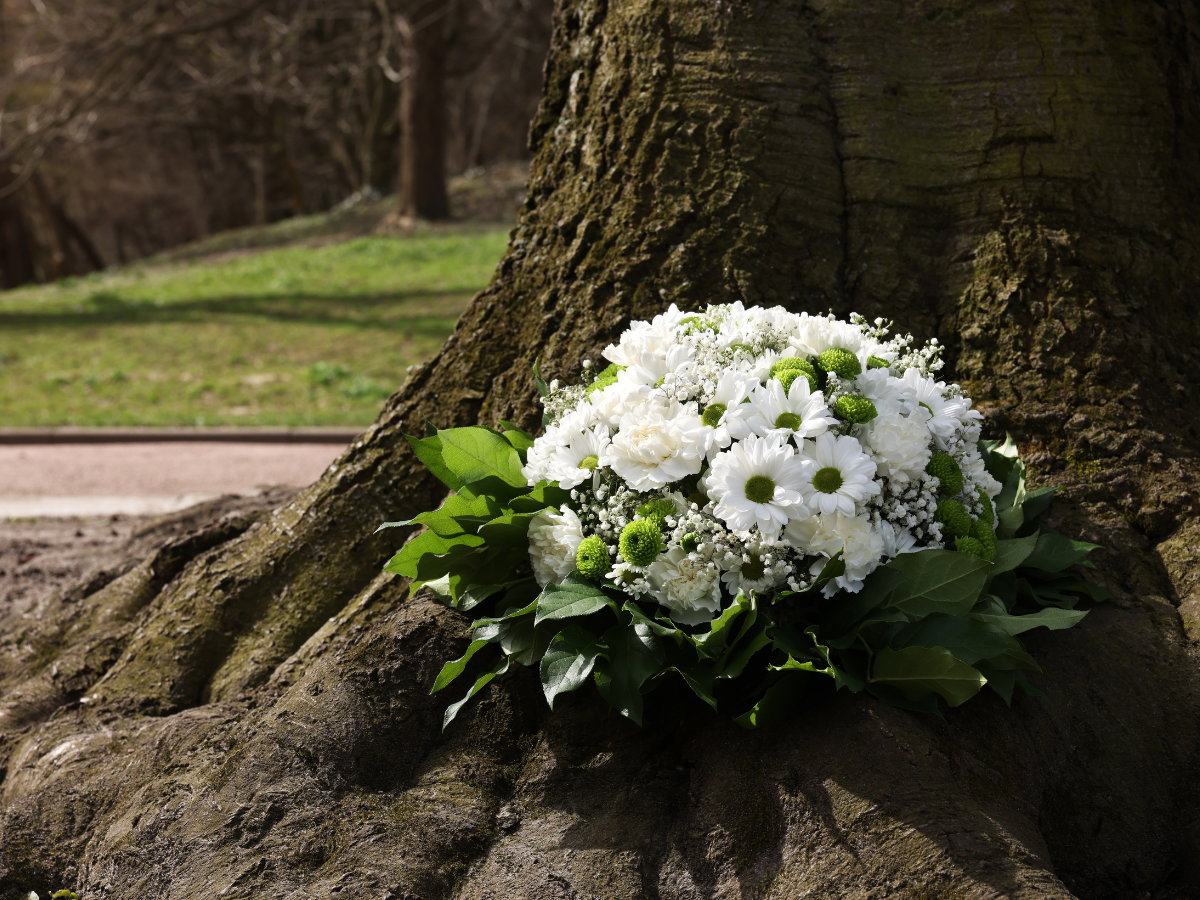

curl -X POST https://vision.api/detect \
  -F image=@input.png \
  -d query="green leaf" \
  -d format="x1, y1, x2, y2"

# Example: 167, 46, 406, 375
468, 598, 539, 629
540, 624, 601, 708
691, 593, 753, 660
1022, 532, 1101, 572
888, 614, 1010, 665
1021, 485, 1056, 521
997, 504, 1025, 540
501, 425, 536, 454
431, 639, 494, 693
622, 601, 682, 640
715, 617, 772, 680
981, 636, 1044, 673
510, 480, 572, 513
821, 564, 909, 637
870, 645, 987, 707
593, 623, 664, 725
996, 456, 1027, 515
970, 606, 1089, 636
883, 550, 990, 618
804, 627, 866, 691
476, 511, 537, 548
442, 657, 510, 731
671, 663, 718, 710
384, 531, 485, 579
436, 426, 528, 491
533, 357, 550, 398
992, 534, 1038, 575
405, 432, 467, 493
734, 673, 808, 729
979, 434, 1019, 483
534, 577, 613, 625
975, 662, 1017, 705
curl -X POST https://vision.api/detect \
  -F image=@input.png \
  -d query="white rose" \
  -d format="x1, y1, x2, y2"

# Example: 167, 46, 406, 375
527, 507, 583, 587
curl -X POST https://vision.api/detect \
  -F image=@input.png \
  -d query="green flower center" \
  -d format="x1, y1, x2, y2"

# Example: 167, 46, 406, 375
741, 554, 766, 580
702, 403, 727, 427
681, 532, 700, 552
579, 454, 599, 471
744, 475, 776, 504
575, 535, 610, 580
813, 466, 844, 494
774, 411, 803, 431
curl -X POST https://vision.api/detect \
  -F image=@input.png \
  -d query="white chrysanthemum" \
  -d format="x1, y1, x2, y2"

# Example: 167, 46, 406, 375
600, 401, 707, 490
879, 520, 919, 559
744, 377, 837, 443
784, 511, 885, 595
859, 408, 932, 483
700, 370, 756, 460
602, 304, 688, 367
966, 451, 1003, 500
549, 425, 611, 489
618, 343, 695, 392
589, 379, 654, 427
798, 432, 880, 515
707, 433, 812, 540
521, 423, 563, 485
527, 506, 583, 587
854, 368, 914, 417
900, 369, 969, 444
791, 314, 882, 359
648, 547, 723, 625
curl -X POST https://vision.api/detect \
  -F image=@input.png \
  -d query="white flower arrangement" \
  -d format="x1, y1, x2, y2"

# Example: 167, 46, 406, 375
522, 304, 999, 614
384, 304, 1106, 729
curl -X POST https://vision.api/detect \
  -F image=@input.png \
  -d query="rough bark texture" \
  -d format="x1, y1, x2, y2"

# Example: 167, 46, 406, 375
3, 1, 1200, 898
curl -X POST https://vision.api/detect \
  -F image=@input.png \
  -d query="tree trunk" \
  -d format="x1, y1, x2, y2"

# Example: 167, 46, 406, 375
398, 0, 450, 220
3, 1, 1200, 898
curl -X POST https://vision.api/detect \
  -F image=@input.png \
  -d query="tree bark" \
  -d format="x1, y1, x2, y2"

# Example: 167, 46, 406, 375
398, 0, 451, 220
3, 1, 1200, 898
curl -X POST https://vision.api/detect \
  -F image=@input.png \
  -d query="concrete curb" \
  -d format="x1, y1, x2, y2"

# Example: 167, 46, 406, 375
0, 427, 366, 445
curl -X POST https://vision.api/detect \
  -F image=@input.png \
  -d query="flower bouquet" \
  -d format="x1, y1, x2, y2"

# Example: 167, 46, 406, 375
381, 305, 1106, 729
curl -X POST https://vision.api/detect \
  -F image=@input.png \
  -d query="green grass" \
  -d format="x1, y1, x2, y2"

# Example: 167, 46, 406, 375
0, 228, 510, 426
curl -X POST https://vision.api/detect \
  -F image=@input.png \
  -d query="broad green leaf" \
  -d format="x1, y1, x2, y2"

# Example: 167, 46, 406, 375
975, 662, 1017, 706
888, 614, 1009, 665
970, 607, 1088, 636
715, 618, 773, 680
804, 627, 866, 692
541, 624, 601, 708
883, 550, 990, 618
468, 598, 539, 628
691, 594, 754, 660
1021, 485, 1056, 521
456, 581, 505, 612
476, 511, 537, 548
671, 663, 718, 710
405, 433, 467, 493
996, 457, 1027, 515
593, 623, 664, 725
770, 656, 832, 675
1022, 532, 1100, 572
384, 532, 485, 579
981, 636, 1044, 673
821, 564, 910, 639
442, 657, 510, 731
436, 427, 527, 489
864, 682, 943, 715
501, 427, 536, 454
992, 534, 1038, 575
510, 480, 572, 513
622, 601, 681, 640
979, 435, 1019, 483
431, 639, 494, 693
997, 504, 1025, 539
823, 609, 908, 650
734, 673, 808, 729
870, 645, 987, 707
535, 578, 613, 625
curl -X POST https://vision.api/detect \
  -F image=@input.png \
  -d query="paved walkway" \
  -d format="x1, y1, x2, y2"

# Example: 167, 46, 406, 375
0, 442, 349, 517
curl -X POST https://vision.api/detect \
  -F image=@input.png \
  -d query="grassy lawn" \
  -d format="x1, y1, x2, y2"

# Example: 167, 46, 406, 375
0, 227, 510, 427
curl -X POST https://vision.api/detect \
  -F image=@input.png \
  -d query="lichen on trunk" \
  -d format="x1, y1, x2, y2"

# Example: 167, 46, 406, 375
3, 1, 1200, 898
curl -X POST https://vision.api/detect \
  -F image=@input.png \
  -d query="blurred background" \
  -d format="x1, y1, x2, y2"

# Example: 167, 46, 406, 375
0, 0, 553, 427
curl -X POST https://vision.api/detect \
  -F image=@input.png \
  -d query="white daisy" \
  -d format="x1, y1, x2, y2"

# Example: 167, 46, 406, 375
549, 425, 611, 489
648, 547, 723, 625
707, 433, 812, 540
744, 377, 837, 444
700, 369, 756, 460
719, 538, 789, 595
798, 432, 880, 515
600, 400, 707, 491
900, 369, 968, 445
854, 368, 914, 417
527, 506, 584, 587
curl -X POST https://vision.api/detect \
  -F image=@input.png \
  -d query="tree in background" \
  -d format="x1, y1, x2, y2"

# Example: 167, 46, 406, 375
0, 0, 551, 284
